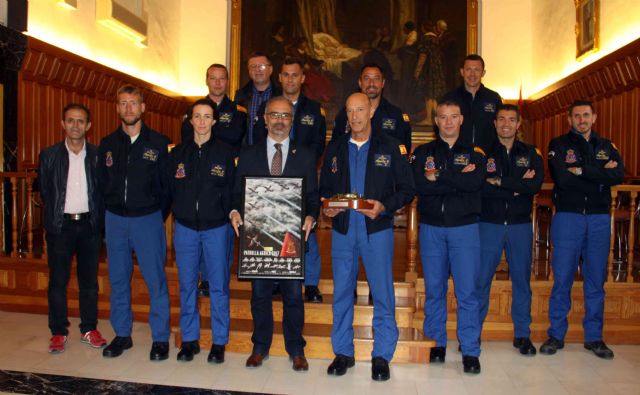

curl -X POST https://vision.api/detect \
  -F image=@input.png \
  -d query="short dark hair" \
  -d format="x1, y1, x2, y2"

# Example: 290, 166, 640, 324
568, 100, 595, 114
62, 103, 90, 122
496, 104, 520, 121
117, 84, 144, 101
206, 63, 228, 79
437, 99, 462, 112
462, 54, 485, 70
404, 21, 415, 30
247, 51, 272, 65
360, 63, 385, 77
190, 98, 218, 121
282, 56, 305, 70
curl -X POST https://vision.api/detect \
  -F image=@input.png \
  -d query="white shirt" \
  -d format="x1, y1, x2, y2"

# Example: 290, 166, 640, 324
63, 139, 89, 214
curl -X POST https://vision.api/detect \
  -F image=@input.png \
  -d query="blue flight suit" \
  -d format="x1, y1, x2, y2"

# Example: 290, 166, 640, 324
478, 140, 544, 338
98, 123, 171, 342
547, 130, 624, 342
167, 139, 235, 345
254, 94, 327, 286
411, 137, 486, 356
320, 132, 414, 362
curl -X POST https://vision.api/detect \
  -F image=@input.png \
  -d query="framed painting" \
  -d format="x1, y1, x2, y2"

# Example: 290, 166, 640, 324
229, 0, 478, 132
238, 176, 306, 280
575, 0, 599, 60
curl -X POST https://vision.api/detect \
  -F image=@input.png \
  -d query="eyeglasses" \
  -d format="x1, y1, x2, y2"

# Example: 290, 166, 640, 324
267, 112, 292, 120
249, 63, 270, 71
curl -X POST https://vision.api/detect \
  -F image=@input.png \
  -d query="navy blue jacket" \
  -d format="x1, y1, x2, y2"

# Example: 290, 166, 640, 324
480, 140, 544, 225
548, 130, 624, 214
254, 94, 327, 161
233, 81, 282, 147
412, 137, 486, 227
331, 97, 412, 151
167, 139, 235, 231
440, 84, 502, 151
320, 132, 415, 235
98, 122, 170, 217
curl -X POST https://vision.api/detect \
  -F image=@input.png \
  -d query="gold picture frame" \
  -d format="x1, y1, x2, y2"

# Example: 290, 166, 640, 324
575, 0, 599, 60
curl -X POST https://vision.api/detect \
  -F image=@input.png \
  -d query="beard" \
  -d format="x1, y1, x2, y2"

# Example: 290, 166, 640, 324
120, 115, 141, 126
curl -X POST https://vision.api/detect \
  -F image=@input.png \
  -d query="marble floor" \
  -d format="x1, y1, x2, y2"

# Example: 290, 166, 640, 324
0, 311, 638, 394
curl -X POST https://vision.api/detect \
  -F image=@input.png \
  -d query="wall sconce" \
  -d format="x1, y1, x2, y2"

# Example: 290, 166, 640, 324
96, 0, 148, 48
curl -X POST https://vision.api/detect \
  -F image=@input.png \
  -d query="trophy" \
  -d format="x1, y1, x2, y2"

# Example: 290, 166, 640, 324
323, 193, 374, 210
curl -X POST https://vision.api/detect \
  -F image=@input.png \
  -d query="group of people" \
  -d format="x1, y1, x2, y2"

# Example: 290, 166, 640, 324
38, 49, 623, 382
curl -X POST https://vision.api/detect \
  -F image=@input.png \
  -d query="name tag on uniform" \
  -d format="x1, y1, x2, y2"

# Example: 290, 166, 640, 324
375, 154, 391, 167
143, 147, 159, 162
219, 112, 233, 123
211, 163, 225, 177
596, 149, 609, 160
486, 158, 497, 173
515, 156, 530, 167
454, 154, 470, 166
175, 163, 186, 178
483, 103, 496, 113
300, 114, 314, 126
382, 118, 396, 130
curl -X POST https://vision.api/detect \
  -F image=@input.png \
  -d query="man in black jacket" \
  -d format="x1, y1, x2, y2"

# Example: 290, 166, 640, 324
233, 52, 282, 147
440, 54, 502, 152
39, 103, 106, 354
411, 99, 486, 374
253, 57, 327, 303
230, 96, 319, 372
321, 93, 415, 381
540, 100, 624, 359
478, 104, 544, 356
331, 64, 412, 152
98, 85, 172, 361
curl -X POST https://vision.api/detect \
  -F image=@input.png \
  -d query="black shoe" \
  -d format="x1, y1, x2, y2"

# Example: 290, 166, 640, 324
327, 354, 355, 376
584, 341, 614, 359
539, 337, 564, 355
208, 344, 225, 363
371, 357, 390, 381
305, 286, 323, 303
462, 355, 481, 374
197, 281, 210, 297
150, 341, 170, 361
177, 341, 200, 362
429, 347, 446, 363
102, 336, 133, 358
513, 337, 536, 356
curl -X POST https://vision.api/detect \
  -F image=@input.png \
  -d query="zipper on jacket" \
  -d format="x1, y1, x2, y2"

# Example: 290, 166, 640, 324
195, 147, 202, 229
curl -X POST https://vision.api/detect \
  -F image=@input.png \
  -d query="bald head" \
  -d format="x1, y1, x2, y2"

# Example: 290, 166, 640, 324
346, 92, 374, 139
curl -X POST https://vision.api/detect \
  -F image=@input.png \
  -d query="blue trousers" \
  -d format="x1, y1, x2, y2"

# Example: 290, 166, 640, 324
198, 224, 234, 280
304, 232, 321, 286
548, 212, 610, 342
105, 210, 170, 341
251, 279, 305, 357
331, 223, 398, 362
174, 222, 231, 344
478, 222, 533, 338
420, 223, 481, 357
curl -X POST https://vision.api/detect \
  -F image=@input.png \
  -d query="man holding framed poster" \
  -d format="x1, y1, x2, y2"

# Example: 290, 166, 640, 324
230, 96, 319, 372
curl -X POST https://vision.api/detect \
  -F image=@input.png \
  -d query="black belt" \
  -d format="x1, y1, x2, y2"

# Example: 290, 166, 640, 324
63, 213, 90, 221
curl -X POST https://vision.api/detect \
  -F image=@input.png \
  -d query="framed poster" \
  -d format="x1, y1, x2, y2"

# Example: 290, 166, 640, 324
238, 176, 305, 280
575, 0, 599, 60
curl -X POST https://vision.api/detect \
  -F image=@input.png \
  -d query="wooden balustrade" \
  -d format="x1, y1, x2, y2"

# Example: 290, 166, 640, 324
0, 172, 40, 258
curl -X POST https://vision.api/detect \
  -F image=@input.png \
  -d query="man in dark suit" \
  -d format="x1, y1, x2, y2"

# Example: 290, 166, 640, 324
230, 96, 320, 372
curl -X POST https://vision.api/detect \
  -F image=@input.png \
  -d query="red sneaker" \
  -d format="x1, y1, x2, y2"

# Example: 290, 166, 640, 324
81, 330, 107, 348
48, 335, 67, 354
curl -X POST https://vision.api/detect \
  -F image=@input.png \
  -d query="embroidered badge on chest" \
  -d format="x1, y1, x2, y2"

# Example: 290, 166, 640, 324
425, 156, 436, 171
454, 153, 470, 166
331, 156, 338, 174
143, 148, 159, 162
486, 158, 496, 173
516, 156, 530, 167
596, 149, 609, 160
105, 151, 113, 167
300, 115, 314, 126
375, 154, 391, 167
381, 118, 396, 130
565, 149, 577, 164
483, 103, 496, 113
175, 163, 186, 178
211, 164, 225, 177
219, 112, 233, 123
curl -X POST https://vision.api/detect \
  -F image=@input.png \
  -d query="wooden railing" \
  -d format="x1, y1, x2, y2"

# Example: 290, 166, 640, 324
0, 172, 41, 258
